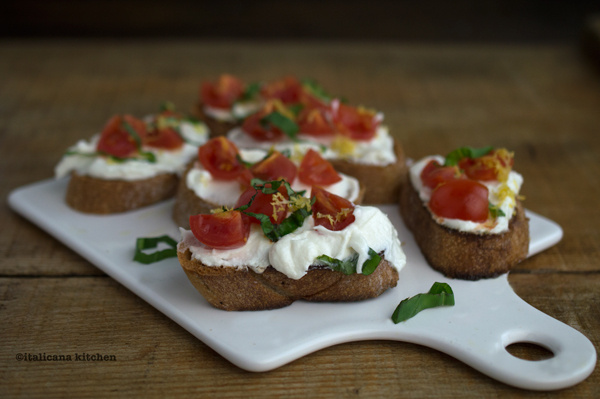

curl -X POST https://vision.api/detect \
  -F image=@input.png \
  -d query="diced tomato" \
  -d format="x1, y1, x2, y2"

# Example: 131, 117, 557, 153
420, 160, 464, 190
241, 111, 284, 141
250, 151, 297, 184
198, 137, 244, 180
189, 211, 250, 250
311, 186, 355, 231
332, 102, 379, 141
299, 149, 341, 186
200, 74, 245, 109
297, 107, 334, 136
236, 169, 255, 191
261, 76, 303, 105
144, 127, 184, 150
96, 115, 141, 158
235, 185, 289, 225
429, 179, 489, 223
458, 149, 514, 182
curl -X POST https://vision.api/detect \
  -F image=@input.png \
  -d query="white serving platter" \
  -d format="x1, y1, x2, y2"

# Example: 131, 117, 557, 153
8, 179, 596, 390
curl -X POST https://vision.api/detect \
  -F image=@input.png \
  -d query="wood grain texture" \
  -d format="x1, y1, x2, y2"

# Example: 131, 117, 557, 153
1, 41, 599, 397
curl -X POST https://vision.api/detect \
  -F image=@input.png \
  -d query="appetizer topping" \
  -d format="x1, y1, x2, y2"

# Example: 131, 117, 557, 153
445, 146, 514, 182
298, 149, 342, 186
198, 137, 245, 180
260, 76, 303, 105
300, 78, 332, 106
331, 100, 380, 141
330, 134, 356, 156
97, 115, 146, 158
312, 186, 355, 231
200, 74, 245, 109
297, 106, 335, 136
420, 160, 464, 190
189, 210, 250, 250
429, 179, 489, 223
250, 150, 297, 184
316, 248, 381, 276
392, 282, 455, 323
234, 184, 289, 224
134, 235, 178, 264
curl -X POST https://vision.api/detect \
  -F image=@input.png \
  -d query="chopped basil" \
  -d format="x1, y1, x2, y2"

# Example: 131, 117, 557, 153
391, 282, 455, 323
287, 103, 304, 117
260, 111, 299, 139
315, 248, 381, 275
134, 235, 178, 264
488, 202, 506, 218
444, 146, 494, 167
301, 78, 331, 102
238, 82, 261, 103
122, 120, 157, 163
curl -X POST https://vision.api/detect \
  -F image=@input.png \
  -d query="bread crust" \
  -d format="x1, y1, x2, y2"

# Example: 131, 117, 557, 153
178, 248, 399, 311
172, 164, 367, 229
65, 172, 178, 214
399, 180, 529, 280
329, 140, 406, 204
192, 103, 238, 138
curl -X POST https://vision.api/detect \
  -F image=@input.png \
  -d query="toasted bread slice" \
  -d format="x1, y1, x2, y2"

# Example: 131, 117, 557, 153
399, 181, 529, 280
178, 247, 399, 311
192, 103, 238, 138
329, 140, 406, 204
65, 172, 178, 214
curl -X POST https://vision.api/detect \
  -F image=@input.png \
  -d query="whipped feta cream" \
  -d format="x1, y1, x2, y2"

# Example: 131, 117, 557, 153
55, 121, 209, 181
204, 101, 262, 123
409, 155, 523, 234
185, 149, 362, 207
227, 125, 397, 166
179, 205, 406, 280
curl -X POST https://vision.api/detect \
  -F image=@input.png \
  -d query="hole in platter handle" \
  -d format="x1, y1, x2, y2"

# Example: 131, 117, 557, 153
448, 307, 597, 390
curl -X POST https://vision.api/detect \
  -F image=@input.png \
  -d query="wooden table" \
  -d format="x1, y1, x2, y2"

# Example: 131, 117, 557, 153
1, 41, 599, 398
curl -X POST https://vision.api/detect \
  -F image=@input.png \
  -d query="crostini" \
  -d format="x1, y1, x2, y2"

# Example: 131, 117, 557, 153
55, 106, 209, 214
178, 183, 406, 311
399, 146, 529, 280
172, 136, 365, 228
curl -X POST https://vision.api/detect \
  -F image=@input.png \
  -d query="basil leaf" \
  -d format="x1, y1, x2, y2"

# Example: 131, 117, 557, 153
444, 146, 494, 166
134, 235, 178, 264
391, 282, 455, 323
489, 202, 506, 218
315, 248, 381, 275
287, 104, 304, 116
301, 78, 331, 102
122, 121, 143, 148
261, 111, 299, 139
238, 82, 261, 102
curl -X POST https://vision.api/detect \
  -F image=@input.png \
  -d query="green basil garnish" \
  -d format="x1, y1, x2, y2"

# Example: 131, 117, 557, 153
316, 248, 381, 275
287, 103, 304, 117
444, 146, 494, 167
134, 235, 178, 264
392, 282, 455, 323
260, 111, 299, 139
301, 78, 332, 102
238, 82, 261, 103
122, 121, 157, 163
488, 202, 506, 218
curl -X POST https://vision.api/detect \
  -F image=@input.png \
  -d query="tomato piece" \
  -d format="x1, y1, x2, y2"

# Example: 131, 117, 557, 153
299, 149, 341, 186
198, 137, 245, 180
458, 149, 514, 182
96, 115, 141, 158
250, 151, 297, 184
261, 76, 303, 105
236, 169, 255, 191
420, 160, 463, 189
235, 185, 289, 225
189, 211, 250, 250
144, 127, 184, 150
297, 107, 334, 136
332, 102, 379, 141
311, 186, 355, 231
200, 74, 245, 109
429, 179, 489, 223
241, 111, 284, 141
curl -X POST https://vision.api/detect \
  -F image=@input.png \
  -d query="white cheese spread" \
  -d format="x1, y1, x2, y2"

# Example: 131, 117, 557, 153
409, 155, 523, 234
203, 102, 262, 123
178, 205, 406, 280
55, 121, 209, 181
227, 125, 397, 167
185, 149, 362, 208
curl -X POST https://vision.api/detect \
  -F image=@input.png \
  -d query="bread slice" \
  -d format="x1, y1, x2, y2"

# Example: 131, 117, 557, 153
172, 165, 367, 229
399, 180, 529, 280
65, 172, 178, 214
178, 247, 399, 311
329, 140, 406, 204
192, 103, 238, 138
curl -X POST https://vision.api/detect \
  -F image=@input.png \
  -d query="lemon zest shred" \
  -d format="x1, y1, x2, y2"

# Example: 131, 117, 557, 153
331, 135, 356, 156
210, 206, 232, 214
316, 212, 336, 226
270, 192, 288, 222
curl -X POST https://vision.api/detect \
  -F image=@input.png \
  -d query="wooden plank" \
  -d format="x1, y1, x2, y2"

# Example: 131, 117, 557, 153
0, 274, 598, 397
